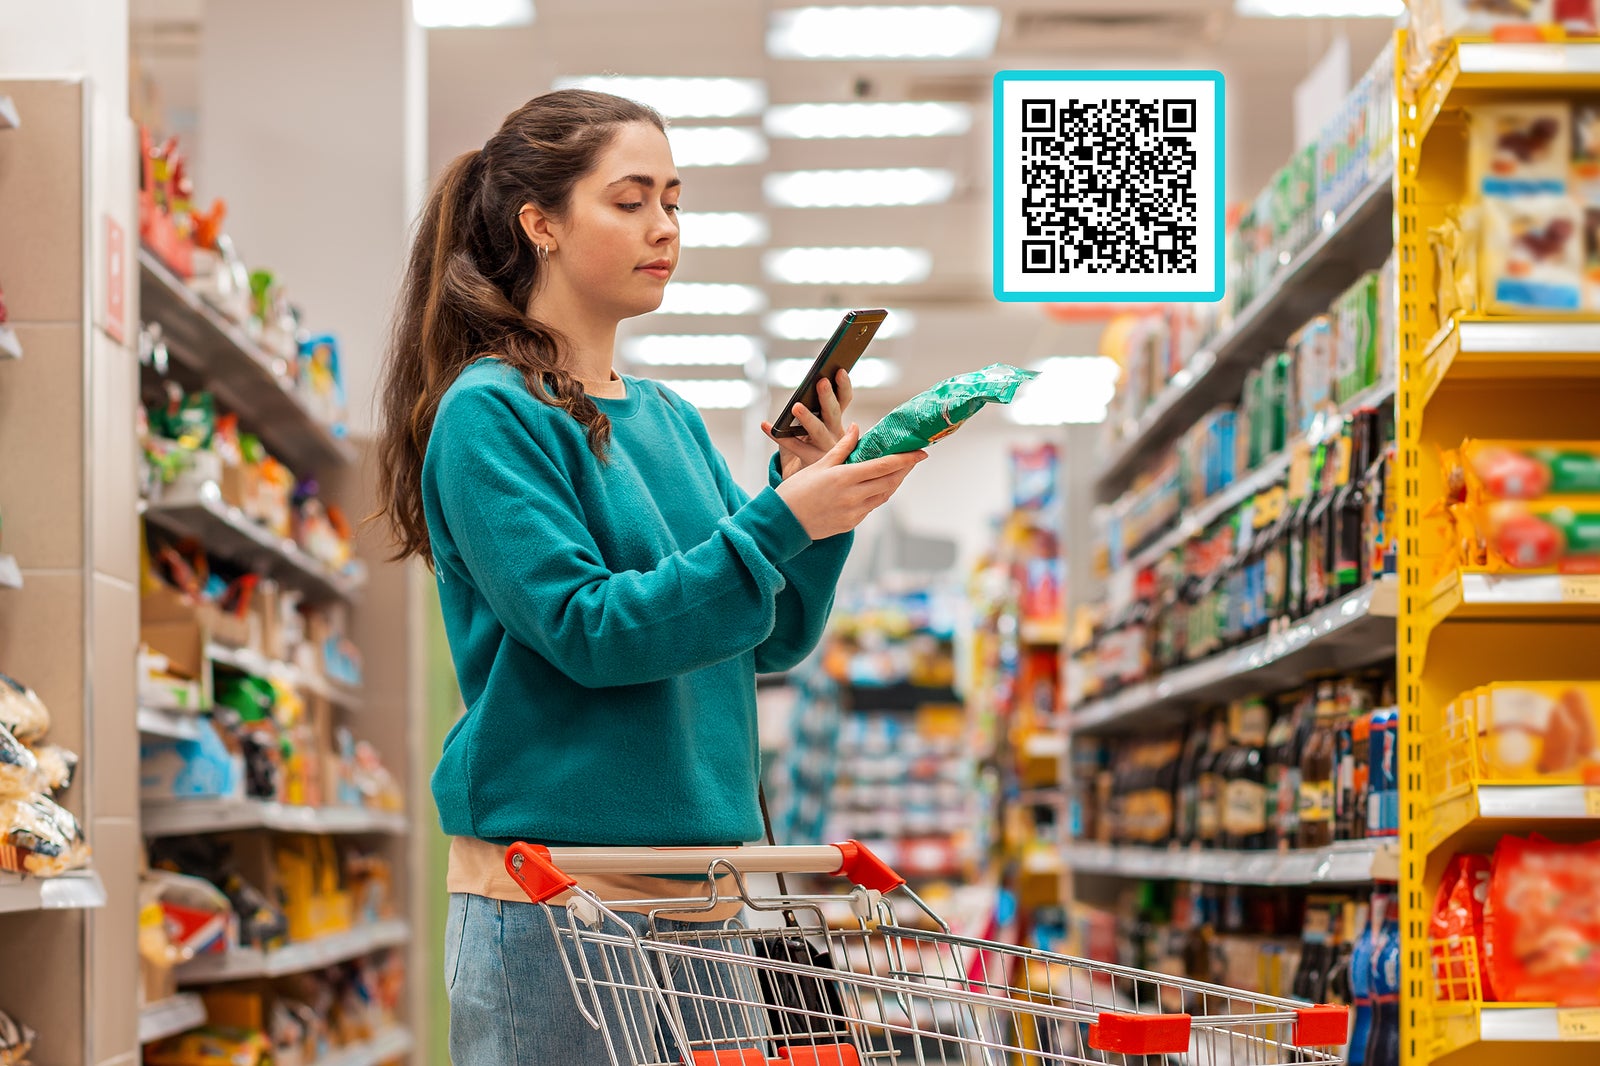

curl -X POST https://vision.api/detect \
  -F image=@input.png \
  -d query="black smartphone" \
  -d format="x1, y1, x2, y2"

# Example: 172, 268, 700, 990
769, 308, 887, 438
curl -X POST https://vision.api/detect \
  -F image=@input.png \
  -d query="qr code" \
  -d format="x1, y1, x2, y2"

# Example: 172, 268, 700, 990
994, 72, 1223, 302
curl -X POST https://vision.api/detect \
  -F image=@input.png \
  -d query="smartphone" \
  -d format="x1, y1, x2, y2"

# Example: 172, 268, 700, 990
769, 308, 887, 438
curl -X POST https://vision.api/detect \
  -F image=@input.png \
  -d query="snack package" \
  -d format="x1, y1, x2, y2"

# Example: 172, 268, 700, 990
1430, 853, 1495, 1002
1469, 102, 1572, 198
29, 744, 76, 795
0, 725, 38, 800
0, 673, 49, 745
0, 1009, 35, 1066
1461, 440, 1600, 499
1482, 498, 1600, 571
0, 793, 89, 877
1559, 0, 1599, 34
848, 364, 1038, 464
1483, 834, 1600, 1005
1291, 316, 1335, 435
1473, 682, 1600, 782
1584, 205, 1600, 308
144, 1028, 271, 1066
1480, 194, 1584, 312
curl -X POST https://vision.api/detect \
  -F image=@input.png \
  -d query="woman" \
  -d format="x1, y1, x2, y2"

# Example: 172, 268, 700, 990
375, 89, 925, 1063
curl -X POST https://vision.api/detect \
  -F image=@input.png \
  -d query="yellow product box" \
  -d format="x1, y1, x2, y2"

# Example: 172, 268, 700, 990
1472, 682, 1600, 784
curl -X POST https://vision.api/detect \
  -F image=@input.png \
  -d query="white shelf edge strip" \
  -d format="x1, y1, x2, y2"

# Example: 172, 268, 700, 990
138, 994, 207, 1045
1098, 172, 1393, 492
142, 798, 408, 836
1458, 40, 1600, 75
1455, 318, 1600, 355
0, 870, 107, 913
1476, 785, 1598, 820
177, 919, 411, 983
1074, 580, 1395, 730
1061, 841, 1391, 885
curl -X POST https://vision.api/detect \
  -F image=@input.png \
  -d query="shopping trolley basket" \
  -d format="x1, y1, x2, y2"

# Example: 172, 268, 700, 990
504, 840, 1350, 1066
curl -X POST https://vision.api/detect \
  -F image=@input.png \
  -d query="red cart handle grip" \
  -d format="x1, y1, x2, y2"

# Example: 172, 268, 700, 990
504, 842, 578, 904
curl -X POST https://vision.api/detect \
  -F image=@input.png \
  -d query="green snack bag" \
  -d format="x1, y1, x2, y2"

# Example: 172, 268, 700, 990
848, 364, 1039, 464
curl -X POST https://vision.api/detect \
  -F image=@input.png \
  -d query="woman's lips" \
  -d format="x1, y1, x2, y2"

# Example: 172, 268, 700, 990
637, 266, 670, 279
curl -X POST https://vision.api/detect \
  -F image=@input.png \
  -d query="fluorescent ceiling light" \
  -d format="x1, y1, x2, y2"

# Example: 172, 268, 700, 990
1235, 0, 1402, 16
656, 282, 767, 315
771, 357, 899, 390
668, 126, 767, 167
661, 379, 757, 410
764, 246, 932, 285
765, 167, 955, 208
763, 307, 914, 341
621, 334, 762, 366
765, 102, 972, 139
680, 212, 769, 248
552, 76, 765, 118
1005, 356, 1119, 426
414, 0, 534, 27
769, 6, 1000, 59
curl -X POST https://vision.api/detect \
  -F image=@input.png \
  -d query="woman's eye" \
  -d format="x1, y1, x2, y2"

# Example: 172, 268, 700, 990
665, 204, 681, 214
619, 202, 643, 211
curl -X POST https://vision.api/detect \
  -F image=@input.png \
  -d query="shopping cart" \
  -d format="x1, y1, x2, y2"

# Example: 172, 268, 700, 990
504, 840, 1350, 1066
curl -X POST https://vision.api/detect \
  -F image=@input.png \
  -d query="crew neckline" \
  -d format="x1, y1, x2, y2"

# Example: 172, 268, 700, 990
468, 357, 643, 419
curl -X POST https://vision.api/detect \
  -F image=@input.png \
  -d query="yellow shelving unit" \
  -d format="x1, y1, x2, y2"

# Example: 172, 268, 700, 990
1397, 34, 1600, 1066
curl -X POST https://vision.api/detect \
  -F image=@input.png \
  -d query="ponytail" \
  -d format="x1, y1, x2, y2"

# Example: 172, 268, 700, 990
376, 90, 664, 563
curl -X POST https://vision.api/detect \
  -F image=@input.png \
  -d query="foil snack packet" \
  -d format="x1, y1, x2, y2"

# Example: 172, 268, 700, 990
848, 364, 1038, 464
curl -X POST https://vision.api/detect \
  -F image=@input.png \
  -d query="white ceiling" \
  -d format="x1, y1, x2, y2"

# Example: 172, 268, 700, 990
132, 0, 1394, 416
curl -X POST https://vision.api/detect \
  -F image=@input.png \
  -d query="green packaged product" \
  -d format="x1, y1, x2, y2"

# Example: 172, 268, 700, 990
848, 364, 1039, 464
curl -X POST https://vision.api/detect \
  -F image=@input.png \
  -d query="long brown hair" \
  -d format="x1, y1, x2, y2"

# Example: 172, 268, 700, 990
376, 89, 666, 562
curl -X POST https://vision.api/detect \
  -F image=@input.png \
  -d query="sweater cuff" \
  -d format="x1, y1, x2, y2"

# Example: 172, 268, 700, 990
738, 486, 812, 564
767, 452, 784, 489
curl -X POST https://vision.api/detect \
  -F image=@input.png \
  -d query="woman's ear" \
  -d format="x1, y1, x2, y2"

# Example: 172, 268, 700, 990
518, 204, 557, 252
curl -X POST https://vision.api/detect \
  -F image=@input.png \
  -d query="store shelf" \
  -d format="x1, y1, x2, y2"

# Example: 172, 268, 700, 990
142, 484, 362, 604
1418, 317, 1600, 407
1422, 570, 1600, 633
175, 919, 411, 985
1073, 579, 1397, 734
142, 798, 407, 838
206, 642, 364, 709
1121, 377, 1397, 573
1061, 838, 1397, 886
137, 706, 206, 741
318, 1028, 415, 1066
0, 869, 106, 912
1427, 784, 1600, 850
139, 994, 207, 1045
1095, 172, 1394, 503
1416, 40, 1600, 145
138, 247, 355, 473
0, 94, 17, 129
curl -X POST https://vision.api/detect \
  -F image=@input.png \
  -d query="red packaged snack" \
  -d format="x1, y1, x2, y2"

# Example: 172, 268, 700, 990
1483, 834, 1600, 1005
1430, 854, 1496, 1002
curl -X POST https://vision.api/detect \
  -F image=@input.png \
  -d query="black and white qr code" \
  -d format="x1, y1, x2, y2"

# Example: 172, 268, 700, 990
995, 73, 1223, 302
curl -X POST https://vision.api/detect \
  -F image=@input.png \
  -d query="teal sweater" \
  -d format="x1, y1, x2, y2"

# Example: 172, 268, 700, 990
422, 359, 851, 847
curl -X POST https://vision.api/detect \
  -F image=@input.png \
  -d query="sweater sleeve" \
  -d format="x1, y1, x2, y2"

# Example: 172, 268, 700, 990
704, 444, 854, 675
430, 383, 813, 689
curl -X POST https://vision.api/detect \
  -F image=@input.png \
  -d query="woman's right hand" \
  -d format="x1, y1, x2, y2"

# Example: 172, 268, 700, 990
775, 424, 927, 540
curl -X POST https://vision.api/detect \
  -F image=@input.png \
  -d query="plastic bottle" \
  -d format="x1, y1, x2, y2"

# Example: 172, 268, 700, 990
1298, 681, 1340, 849
1366, 893, 1402, 1066
1368, 705, 1398, 837
1349, 900, 1374, 1066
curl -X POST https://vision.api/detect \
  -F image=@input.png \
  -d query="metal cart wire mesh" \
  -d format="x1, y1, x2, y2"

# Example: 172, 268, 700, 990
505, 841, 1350, 1066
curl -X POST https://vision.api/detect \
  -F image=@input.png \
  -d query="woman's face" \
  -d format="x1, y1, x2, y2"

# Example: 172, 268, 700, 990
548, 121, 681, 321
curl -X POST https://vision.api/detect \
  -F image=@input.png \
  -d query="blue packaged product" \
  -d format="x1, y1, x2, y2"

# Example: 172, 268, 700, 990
1368, 706, 1398, 837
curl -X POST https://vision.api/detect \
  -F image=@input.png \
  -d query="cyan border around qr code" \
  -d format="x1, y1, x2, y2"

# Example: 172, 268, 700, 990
992, 69, 1225, 304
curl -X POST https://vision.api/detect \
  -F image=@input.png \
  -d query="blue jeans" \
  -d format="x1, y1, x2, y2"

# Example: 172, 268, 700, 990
445, 893, 770, 1065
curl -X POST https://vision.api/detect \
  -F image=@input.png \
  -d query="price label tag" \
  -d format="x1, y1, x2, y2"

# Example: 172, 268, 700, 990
1557, 1008, 1600, 1040
1561, 576, 1600, 603
1586, 789, 1600, 818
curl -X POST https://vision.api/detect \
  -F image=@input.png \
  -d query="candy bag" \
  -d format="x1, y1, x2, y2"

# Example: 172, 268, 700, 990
29, 744, 77, 795
1429, 853, 1495, 1002
0, 793, 90, 877
0, 1008, 34, 1066
848, 364, 1038, 464
0, 673, 49, 745
1483, 834, 1600, 1005
0, 725, 38, 800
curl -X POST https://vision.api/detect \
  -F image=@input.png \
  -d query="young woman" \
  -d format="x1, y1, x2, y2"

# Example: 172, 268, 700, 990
375, 89, 925, 1063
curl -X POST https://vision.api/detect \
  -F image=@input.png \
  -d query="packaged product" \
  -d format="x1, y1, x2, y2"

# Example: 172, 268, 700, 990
0, 673, 49, 745
29, 744, 77, 796
1479, 194, 1584, 312
0, 725, 38, 799
1469, 103, 1571, 197
1429, 209, 1481, 323
0, 792, 90, 877
1460, 439, 1600, 499
1481, 497, 1600, 571
1377, 252, 1399, 385
144, 1028, 271, 1066
1559, 0, 1599, 33
1291, 317, 1335, 436
1473, 682, 1600, 782
1408, 2, 1557, 86
848, 364, 1037, 464
1334, 273, 1379, 404
1430, 853, 1495, 1002
0, 1009, 34, 1066
1483, 834, 1600, 1005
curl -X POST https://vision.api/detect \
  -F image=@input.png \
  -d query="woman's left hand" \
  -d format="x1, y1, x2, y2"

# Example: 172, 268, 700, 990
762, 369, 855, 480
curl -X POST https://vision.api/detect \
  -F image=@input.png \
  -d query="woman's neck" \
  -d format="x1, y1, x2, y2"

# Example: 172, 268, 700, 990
527, 274, 622, 395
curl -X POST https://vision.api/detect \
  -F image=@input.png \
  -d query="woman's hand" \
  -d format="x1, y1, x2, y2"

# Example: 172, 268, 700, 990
761, 369, 854, 480
775, 423, 926, 541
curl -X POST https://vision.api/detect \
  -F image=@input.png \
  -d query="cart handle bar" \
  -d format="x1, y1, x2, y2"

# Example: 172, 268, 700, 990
504, 840, 905, 905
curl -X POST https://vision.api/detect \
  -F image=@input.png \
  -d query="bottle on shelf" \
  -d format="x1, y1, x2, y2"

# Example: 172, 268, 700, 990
1195, 711, 1228, 850
1265, 693, 1301, 851
1292, 895, 1334, 1004
1175, 714, 1208, 848
1348, 897, 1375, 1066
1334, 410, 1374, 598
1366, 892, 1401, 1066
1286, 443, 1321, 621
1297, 680, 1340, 850
1367, 700, 1399, 839
1222, 697, 1270, 851
1306, 428, 1343, 616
